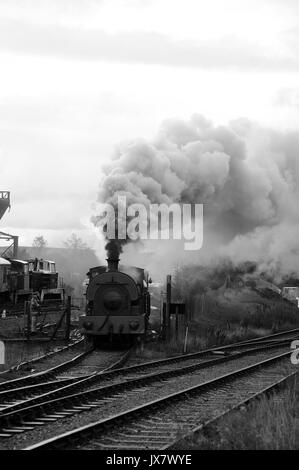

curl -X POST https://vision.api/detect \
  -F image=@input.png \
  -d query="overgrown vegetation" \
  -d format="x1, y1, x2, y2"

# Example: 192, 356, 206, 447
172, 263, 299, 328
144, 290, 299, 361
137, 325, 259, 362
140, 263, 299, 361
175, 387, 297, 450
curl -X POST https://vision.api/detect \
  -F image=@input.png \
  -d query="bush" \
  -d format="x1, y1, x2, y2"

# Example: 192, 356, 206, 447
177, 387, 296, 450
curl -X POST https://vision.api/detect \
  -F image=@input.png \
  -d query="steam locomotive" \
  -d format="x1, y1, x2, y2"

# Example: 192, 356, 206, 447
79, 256, 151, 344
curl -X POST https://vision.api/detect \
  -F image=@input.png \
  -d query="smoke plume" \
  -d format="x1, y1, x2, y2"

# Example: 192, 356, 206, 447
92, 114, 299, 281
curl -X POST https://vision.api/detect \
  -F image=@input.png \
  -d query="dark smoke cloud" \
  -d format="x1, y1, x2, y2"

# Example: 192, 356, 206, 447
92, 114, 299, 281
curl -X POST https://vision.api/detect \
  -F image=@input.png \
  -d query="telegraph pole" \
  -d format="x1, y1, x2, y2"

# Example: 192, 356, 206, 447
25, 301, 31, 341
65, 296, 71, 341
166, 275, 171, 341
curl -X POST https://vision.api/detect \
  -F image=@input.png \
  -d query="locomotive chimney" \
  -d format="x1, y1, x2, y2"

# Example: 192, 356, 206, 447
105, 240, 120, 271
106, 256, 120, 272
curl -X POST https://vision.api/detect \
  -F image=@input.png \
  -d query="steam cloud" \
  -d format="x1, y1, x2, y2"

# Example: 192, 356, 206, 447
92, 114, 299, 281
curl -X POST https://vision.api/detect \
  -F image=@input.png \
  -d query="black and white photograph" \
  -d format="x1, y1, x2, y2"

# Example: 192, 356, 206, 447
0, 0, 299, 458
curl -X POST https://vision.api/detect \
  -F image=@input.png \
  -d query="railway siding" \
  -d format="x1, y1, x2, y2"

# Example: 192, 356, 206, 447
24, 351, 296, 450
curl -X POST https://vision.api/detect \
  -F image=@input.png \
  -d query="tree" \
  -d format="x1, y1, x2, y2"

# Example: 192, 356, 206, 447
63, 233, 87, 250
32, 235, 47, 251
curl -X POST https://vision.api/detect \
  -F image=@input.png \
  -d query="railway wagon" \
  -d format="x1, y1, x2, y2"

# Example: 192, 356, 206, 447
0, 257, 64, 305
0, 257, 11, 296
28, 258, 64, 302
8, 259, 30, 302
0, 258, 31, 302
79, 256, 151, 343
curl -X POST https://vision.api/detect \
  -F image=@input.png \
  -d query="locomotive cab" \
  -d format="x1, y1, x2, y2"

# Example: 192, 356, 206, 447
28, 258, 64, 303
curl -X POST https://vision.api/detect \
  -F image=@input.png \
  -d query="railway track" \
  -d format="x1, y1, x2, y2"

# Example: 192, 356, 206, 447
168, 369, 297, 450
0, 333, 296, 448
0, 328, 292, 400
0, 332, 293, 411
24, 350, 295, 450
200, 327, 299, 351
0, 348, 92, 391
0, 348, 132, 414
0, 338, 84, 380
224, 327, 299, 346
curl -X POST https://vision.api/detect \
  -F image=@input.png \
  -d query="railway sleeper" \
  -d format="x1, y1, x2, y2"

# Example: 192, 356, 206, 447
95, 436, 170, 445
22, 421, 45, 426
82, 443, 147, 450
118, 432, 175, 440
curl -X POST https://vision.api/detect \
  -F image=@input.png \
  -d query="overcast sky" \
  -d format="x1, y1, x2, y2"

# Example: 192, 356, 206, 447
2, 0, 299, 248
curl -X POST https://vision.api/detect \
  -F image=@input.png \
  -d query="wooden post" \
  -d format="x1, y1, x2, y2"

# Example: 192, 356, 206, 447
166, 275, 171, 342
160, 293, 164, 339
183, 324, 189, 354
13, 236, 18, 258
50, 309, 66, 341
25, 301, 31, 341
65, 296, 71, 341
175, 305, 179, 342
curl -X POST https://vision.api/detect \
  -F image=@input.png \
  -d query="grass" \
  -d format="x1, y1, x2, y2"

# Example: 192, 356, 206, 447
175, 386, 298, 450
140, 286, 299, 361
140, 310, 297, 362
189, 292, 299, 331
134, 325, 264, 363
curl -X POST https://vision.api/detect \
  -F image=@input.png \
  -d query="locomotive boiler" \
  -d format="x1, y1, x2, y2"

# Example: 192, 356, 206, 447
79, 256, 151, 343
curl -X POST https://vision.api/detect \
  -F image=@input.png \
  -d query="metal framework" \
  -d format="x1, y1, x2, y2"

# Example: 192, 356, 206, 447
0, 231, 18, 258
0, 191, 10, 220
0, 191, 18, 257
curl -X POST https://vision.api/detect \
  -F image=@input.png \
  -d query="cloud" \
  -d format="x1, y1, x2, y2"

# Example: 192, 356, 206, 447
0, 17, 298, 71
93, 114, 299, 280
4, 200, 86, 230
274, 88, 299, 108
0, 93, 142, 131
